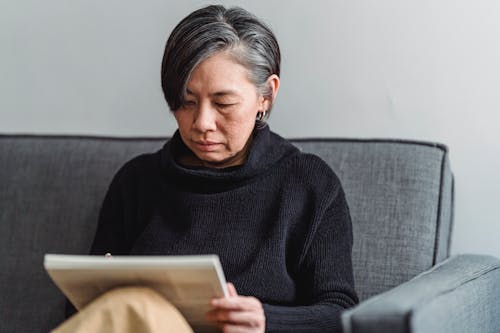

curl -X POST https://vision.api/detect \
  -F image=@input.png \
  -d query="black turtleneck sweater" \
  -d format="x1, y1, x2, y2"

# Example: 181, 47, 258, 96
89, 125, 358, 332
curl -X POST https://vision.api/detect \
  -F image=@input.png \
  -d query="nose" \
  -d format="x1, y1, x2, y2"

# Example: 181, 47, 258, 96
192, 102, 217, 132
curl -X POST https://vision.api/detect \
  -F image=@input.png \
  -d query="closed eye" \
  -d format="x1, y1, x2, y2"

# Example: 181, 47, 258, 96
215, 103, 236, 109
183, 100, 197, 107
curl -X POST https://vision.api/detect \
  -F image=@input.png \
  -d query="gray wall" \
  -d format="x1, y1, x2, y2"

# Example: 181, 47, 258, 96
2, 0, 499, 258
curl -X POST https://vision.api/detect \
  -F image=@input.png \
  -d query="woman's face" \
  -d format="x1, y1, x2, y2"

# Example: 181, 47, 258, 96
174, 51, 274, 168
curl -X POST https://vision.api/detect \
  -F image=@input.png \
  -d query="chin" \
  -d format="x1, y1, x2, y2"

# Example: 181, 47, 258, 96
195, 151, 225, 163
197, 152, 240, 168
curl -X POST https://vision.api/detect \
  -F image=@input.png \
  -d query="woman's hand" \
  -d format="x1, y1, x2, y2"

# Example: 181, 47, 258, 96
206, 282, 265, 333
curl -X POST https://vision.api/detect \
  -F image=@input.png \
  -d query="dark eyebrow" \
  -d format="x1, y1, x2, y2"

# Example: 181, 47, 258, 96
210, 90, 239, 97
186, 88, 239, 97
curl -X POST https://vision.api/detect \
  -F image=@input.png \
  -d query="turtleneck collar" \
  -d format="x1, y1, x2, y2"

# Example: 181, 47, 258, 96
160, 125, 299, 192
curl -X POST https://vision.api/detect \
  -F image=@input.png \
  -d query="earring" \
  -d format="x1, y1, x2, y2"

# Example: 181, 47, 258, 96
256, 110, 267, 121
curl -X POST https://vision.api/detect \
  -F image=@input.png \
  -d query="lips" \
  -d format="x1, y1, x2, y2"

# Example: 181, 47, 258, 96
193, 140, 221, 152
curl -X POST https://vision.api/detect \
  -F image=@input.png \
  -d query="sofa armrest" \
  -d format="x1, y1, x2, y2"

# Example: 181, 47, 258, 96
341, 254, 500, 333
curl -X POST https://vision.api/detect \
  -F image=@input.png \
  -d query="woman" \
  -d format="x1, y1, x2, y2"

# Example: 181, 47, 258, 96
58, 5, 358, 333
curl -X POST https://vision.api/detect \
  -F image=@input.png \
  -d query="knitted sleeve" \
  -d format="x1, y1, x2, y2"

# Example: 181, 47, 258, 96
262, 177, 358, 332
89, 160, 138, 256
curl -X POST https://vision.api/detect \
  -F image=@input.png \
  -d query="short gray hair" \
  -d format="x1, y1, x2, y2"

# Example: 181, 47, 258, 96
161, 5, 281, 119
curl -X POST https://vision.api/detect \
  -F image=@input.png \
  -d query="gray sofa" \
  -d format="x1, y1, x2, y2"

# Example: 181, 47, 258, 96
1, 134, 499, 333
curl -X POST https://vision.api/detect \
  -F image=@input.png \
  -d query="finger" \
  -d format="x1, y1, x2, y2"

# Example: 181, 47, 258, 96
206, 309, 265, 327
211, 296, 261, 310
227, 282, 238, 297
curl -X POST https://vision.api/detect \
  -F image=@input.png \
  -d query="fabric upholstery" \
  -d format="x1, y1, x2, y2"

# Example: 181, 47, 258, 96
0, 135, 453, 332
341, 254, 500, 333
294, 139, 454, 300
0, 136, 166, 332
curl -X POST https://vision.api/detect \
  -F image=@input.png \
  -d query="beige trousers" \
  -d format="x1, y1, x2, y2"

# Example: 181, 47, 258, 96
52, 287, 194, 333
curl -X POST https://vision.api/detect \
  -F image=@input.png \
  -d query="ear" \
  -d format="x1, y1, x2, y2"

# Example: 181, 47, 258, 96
259, 74, 280, 111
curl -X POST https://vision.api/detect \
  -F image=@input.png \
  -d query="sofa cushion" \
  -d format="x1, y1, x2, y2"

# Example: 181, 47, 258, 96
0, 135, 453, 332
294, 139, 453, 301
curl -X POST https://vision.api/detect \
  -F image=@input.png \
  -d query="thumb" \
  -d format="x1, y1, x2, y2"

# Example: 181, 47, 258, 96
227, 282, 238, 297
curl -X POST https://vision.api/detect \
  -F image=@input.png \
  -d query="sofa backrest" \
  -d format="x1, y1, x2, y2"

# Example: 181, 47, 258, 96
292, 139, 454, 301
0, 135, 453, 332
